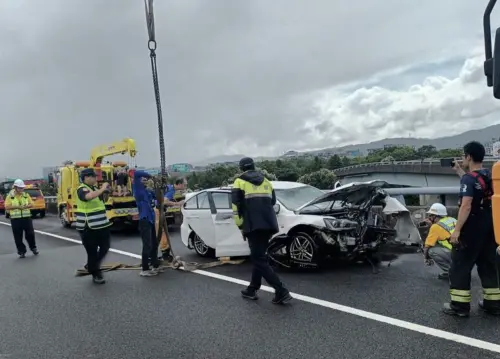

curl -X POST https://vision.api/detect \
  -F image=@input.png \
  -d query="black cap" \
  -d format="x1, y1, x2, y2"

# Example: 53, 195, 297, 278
239, 157, 255, 171
80, 168, 96, 181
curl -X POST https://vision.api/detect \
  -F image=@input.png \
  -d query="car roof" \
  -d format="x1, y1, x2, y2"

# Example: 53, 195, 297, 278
206, 181, 308, 192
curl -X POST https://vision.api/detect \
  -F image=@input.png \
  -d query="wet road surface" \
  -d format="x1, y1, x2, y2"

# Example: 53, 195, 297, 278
0, 215, 499, 359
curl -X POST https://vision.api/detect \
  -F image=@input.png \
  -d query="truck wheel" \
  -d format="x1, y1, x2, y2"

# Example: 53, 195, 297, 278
59, 208, 71, 228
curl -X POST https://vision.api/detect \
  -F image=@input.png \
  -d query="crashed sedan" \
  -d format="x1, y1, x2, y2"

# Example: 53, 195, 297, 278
180, 180, 421, 269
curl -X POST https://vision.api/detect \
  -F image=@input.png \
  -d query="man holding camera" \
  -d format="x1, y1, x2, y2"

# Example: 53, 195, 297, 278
443, 141, 500, 317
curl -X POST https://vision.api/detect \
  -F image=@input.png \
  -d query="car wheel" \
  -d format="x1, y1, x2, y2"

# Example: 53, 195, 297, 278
192, 232, 215, 258
287, 231, 320, 267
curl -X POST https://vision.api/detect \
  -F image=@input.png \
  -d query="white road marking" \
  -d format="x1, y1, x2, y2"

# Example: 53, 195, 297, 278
1, 221, 500, 354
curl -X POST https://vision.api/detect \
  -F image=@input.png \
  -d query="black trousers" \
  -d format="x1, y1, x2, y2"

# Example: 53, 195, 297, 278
246, 230, 285, 292
139, 219, 159, 271
78, 227, 110, 277
11, 218, 37, 255
449, 213, 500, 312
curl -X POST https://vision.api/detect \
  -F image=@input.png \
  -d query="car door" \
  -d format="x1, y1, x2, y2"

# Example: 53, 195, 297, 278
182, 191, 217, 249
211, 191, 250, 257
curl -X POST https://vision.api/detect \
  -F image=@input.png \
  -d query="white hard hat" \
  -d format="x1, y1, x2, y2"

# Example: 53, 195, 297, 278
13, 179, 26, 188
427, 203, 447, 217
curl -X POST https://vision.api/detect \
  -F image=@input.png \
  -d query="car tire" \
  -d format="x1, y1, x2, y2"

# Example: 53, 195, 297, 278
286, 231, 321, 268
39, 211, 46, 219
191, 232, 215, 258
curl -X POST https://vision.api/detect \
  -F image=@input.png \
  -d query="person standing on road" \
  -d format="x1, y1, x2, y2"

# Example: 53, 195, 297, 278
5, 179, 38, 258
75, 168, 112, 285
232, 157, 292, 304
133, 170, 162, 277
422, 203, 455, 280
443, 141, 500, 317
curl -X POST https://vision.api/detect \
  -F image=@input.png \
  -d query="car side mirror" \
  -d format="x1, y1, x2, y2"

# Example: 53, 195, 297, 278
273, 204, 280, 214
493, 27, 500, 99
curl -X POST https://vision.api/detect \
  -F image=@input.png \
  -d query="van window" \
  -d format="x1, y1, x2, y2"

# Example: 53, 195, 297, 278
25, 189, 42, 198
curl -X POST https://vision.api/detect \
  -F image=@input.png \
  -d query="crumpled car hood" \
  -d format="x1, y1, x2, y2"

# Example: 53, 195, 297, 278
296, 180, 389, 213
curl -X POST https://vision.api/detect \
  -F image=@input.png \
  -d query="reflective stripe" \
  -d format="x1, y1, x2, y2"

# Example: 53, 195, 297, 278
483, 288, 500, 301
450, 289, 471, 303
75, 184, 111, 230
244, 193, 272, 199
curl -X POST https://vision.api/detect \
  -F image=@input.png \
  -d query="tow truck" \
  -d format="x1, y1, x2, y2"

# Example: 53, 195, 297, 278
51, 138, 140, 231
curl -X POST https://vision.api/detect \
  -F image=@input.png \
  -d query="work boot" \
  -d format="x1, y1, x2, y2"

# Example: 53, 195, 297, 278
272, 289, 293, 305
241, 288, 258, 300
442, 303, 469, 317
438, 273, 449, 280
92, 274, 106, 285
32, 249, 39, 256
478, 300, 500, 316
19, 253, 26, 259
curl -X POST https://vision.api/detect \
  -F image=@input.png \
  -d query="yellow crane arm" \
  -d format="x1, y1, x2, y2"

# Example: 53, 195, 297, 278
90, 138, 137, 166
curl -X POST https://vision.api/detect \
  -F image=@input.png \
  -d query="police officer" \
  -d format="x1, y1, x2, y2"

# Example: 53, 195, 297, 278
444, 141, 500, 316
231, 157, 292, 304
5, 179, 38, 258
76, 168, 112, 284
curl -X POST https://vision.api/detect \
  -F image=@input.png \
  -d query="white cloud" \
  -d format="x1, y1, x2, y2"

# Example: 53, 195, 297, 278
303, 46, 500, 150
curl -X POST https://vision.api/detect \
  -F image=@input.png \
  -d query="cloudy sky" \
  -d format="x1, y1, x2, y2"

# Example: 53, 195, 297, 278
1, 0, 499, 178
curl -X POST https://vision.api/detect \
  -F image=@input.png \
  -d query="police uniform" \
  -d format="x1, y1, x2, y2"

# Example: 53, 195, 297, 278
6, 186, 38, 258
445, 169, 500, 316
76, 169, 112, 284
232, 157, 292, 304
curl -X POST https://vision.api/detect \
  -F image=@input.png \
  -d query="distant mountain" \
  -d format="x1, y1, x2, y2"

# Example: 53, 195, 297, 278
195, 124, 500, 165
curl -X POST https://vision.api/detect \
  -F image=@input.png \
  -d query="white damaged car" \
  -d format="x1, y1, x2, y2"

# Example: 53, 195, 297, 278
180, 180, 421, 269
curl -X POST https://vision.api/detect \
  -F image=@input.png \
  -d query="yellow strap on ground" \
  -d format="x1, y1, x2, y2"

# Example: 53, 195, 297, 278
74, 256, 245, 277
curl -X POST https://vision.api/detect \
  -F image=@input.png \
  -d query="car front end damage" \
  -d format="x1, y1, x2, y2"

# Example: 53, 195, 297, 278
268, 181, 421, 271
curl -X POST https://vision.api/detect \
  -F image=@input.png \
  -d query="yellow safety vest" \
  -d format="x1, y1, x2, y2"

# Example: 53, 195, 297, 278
436, 217, 456, 250
8, 191, 31, 219
75, 184, 111, 231
231, 175, 274, 229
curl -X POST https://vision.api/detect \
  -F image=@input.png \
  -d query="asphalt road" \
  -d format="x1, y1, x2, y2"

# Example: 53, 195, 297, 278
0, 214, 499, 359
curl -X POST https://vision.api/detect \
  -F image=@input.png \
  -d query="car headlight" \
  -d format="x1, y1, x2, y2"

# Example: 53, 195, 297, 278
323, 218, 339, 230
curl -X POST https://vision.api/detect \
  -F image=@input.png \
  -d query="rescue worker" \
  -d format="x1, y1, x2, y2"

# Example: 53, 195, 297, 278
444, 141, 500, 316
232, 157, 292, 304
133, 170, 162, 277
5, 179, 38, 258
76, 168, 112, 285
422, 203, 455, 280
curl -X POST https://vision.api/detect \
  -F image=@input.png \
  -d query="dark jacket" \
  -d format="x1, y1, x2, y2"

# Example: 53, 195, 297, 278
133, 170, 156, 224
231, 170, 279, 235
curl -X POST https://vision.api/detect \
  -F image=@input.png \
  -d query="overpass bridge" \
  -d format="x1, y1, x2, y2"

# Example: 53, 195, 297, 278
333, 158, 499, 206
333, 158, 499, 187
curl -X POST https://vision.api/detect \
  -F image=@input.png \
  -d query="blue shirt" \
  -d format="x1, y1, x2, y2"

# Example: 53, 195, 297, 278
133, 171, 156, 224
164, 184, 175, 201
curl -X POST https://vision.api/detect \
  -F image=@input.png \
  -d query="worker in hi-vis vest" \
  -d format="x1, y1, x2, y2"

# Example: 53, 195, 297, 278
423, 203, 455, 280
75, 168, 112, 284
4, 179, 38, 258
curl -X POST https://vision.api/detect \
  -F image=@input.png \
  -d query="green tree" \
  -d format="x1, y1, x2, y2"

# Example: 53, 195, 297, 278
416, 145, 438, 159
326, 155, 343, 170
297, 168, 337, 190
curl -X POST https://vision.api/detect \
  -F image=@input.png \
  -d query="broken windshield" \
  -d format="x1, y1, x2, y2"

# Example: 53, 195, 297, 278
274, 185, 325, 211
